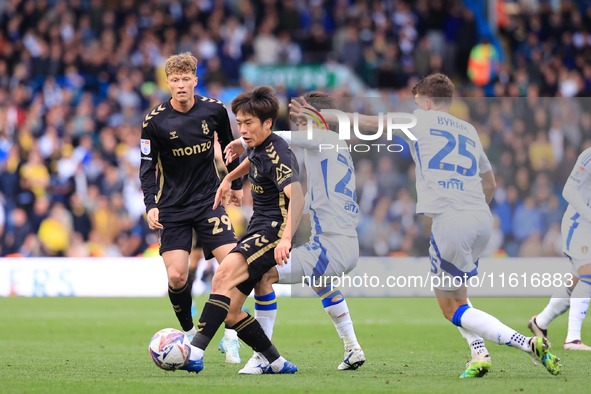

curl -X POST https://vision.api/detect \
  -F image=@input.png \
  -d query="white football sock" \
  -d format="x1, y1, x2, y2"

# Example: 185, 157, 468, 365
269, 356, 286, 372
224, 328, 238, 340
184, 327, 197, 337
188, 345, 204, 361
255, 310, 277, 340
325, 300, 360, 351
457, 299, 488, 357
458, 327, 488, 357
566, 277, 591, 342
254, 291, 277, 340
536, 286, 572, 330
459, 307, 530, 352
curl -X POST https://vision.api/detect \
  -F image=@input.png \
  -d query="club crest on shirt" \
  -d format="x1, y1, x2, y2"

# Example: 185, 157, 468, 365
202, 120, 210, 135
141, 139, 151, 155
275, 163, 292, 184
253, 165, 258, 179
583, 246, 589, 254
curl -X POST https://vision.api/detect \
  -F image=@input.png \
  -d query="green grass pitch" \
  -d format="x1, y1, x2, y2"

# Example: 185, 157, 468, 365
0, 296, 589, 393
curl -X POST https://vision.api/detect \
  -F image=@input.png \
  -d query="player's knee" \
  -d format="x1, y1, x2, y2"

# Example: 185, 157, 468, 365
261, 270, 273, 284
168, 271, 186, 288
255, 272, 274, 295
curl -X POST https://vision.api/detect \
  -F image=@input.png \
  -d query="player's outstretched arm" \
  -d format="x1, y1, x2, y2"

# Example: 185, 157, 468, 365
213, 157, 250, 209
290, 97, 380, 132
227, 132, 317, 161
562, 166, 591, 223
480, 170, 496, 204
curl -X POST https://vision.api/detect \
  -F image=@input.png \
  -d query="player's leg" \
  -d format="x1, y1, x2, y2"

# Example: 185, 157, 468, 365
184, 243, 296, 375
457, 299, 491, 372
432, 211, 559, 376
530, 277, 576, 346
187, 241, 202, 293
195, 201, 244, 363
227, 282, 293, 374
230, 228, 298, 375
159, 222, 196, 338
211, 243, 243, 363
429, 213, 491, 377
307, 237, 365, 370
312, 282, 365, 370
273, 237, 365, 370
187, 231, 203, 319
437, 286, 560, 375
182, 252, 250, 372
564, 261, 591, 350
162, 249, 194, 336
240, 268, 279, 374
253, 270, 278, 340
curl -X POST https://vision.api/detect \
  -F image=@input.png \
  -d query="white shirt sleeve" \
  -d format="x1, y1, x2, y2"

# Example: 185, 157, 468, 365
563, 159, 591, 223
273, 130, 319, 149
479, 148, 492, 174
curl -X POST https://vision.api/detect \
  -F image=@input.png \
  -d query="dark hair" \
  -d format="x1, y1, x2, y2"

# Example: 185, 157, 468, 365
301, 91, 337, 110
297, 91, 338, 131
411, 73, 454, 107
231, 86, 279, 127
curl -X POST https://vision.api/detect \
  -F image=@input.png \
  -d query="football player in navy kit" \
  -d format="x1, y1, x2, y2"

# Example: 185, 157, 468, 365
179, 86, 304, 374
139, 52, 242, 345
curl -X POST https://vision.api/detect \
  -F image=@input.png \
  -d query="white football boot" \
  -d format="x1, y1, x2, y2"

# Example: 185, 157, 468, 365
219, 337, 243, 364
338, 348, 366, 370
238, 352, 269, 374
563, 340, 591, 350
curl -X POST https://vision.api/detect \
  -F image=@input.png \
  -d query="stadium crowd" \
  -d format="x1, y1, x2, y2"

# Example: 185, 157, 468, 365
1, 0, 591, 258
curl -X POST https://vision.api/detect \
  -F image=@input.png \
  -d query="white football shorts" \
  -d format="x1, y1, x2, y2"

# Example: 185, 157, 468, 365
276, 234, 359, 285
561, 212, 591, 275
428, 209, 493, 291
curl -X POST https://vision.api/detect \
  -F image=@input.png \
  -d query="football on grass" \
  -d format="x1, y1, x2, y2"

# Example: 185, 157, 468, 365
149, 328, 190, 370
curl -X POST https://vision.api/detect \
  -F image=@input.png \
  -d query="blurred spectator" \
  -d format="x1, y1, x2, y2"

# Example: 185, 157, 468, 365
29, 195, 50, 234
358, 196, 392, 256
19, 150, 50, 198
513, 196, 543, 243
529, 131, 554, 171
38, 202, 71, 256
3, 207, 30, 255
253, 20, 280, 65
70, 193, 92, 241
519, 231, 543, 258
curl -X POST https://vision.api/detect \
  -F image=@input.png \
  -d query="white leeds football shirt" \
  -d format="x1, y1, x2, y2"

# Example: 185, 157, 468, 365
407, 109, 492, 216
563, 147, 591, 223
272, 129, 359, 238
